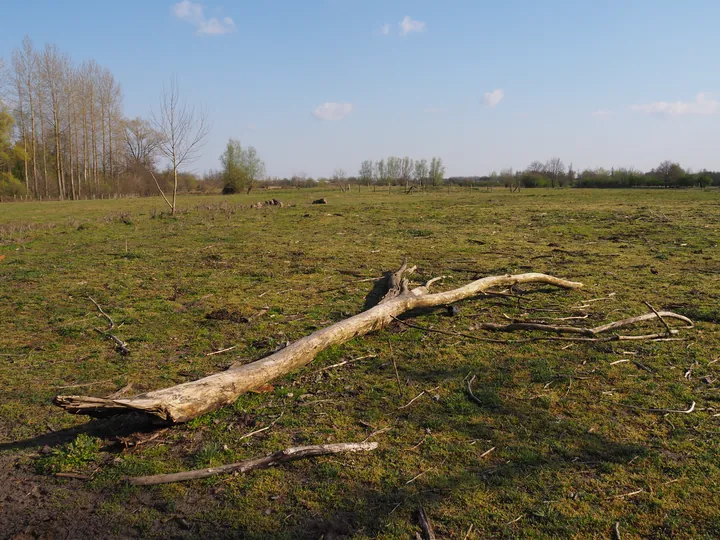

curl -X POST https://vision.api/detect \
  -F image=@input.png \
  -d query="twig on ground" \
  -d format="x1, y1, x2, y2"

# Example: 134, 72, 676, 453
644, 301, 673, 336
389, 341, 403, 397
128, 441, 378, 485
238, 412, 284, 441
607, 401, 695, 414
54, 378, 114, 389
417, 507, 436, 540
362, 426, 391, 442
307, 354, 377, 376
609, 359, 630, 366
505, 514, 524, 526
399, 391, 426, 410
479, 446, 496, 459
614, 521, 622, 540
88, 296, 130, 355
466, 375, 483, 406
611, 488, 644, 499
463, 524, 474, 540
206, 345, 238, 356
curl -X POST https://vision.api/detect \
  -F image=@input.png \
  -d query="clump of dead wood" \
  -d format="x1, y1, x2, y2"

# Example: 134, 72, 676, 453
54, 260, 694, 424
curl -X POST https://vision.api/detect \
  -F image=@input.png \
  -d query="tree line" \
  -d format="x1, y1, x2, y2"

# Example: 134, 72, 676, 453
448, 159, 717, 190
0, 36, 223, 201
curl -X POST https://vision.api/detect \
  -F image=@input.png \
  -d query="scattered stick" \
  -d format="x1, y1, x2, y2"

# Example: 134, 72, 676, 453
608, 401, 695, 414
88, 296, 130, 356
417, 507, 436, 540
505, 514, 524, 526
609, 359, 630, 366
463, 524, 474, 540
399, 391, 426, 410
611, 488, 644, 499
55, 472, 90, 480
54, 378, 114, 389
614, 521, 622, 540
307, 354, 377, 375
237, 412, 284, 441
479, 446, 496, 459
644, 301, 673, 336
466, 375, 483, 406
128, 441, 378, 486
406, 469, 430, 485
206, 345, 238, 356
389, 341, 403, 397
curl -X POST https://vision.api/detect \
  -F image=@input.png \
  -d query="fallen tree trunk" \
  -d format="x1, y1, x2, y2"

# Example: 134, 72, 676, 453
128, 441, 378, 486
54, 264, 582, 423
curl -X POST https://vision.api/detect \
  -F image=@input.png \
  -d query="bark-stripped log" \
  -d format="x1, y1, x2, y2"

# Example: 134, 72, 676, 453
54, 266, 582, 423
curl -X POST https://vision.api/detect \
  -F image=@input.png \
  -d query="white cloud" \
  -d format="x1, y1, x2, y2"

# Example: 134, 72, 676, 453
483, 89, 504, 108
172, 1, 236, 35
591, 109, 611, 117
399, 16, 426, 36
247, 123, 257, 130
378, 23, 390, 36
631, 92, 719, 116
312, 102, 354, 121
424, 106, 444, 114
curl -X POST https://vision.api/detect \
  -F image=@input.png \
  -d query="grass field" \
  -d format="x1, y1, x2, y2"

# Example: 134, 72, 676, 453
0, 188, 718, 539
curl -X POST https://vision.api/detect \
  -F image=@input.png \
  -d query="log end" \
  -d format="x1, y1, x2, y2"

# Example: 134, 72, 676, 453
52, 395, 170, 422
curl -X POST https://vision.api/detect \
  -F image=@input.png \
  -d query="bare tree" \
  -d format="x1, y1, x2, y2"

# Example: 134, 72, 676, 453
545, 157, 565, 188
124, 117, 160, 169
400, 156, 414, 190
151, 76, 210, 214
386, 156, 401, 187
332, 167, 347, 192
429, 157, 445, 187
414, 159, 428, 190
358, 160, 373, 186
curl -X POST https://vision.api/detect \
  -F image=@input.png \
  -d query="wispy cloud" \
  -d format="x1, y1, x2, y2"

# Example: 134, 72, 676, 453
399, 16, 426, 36
312, 102, 354, 121
172, 1, 236, 35
591, 109, 611, 117
377, 23, 390, 36
631, 92, 719, 116
483, 89, 504, 108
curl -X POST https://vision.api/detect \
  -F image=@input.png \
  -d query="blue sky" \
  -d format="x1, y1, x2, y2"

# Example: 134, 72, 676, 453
2, 0, 720, 177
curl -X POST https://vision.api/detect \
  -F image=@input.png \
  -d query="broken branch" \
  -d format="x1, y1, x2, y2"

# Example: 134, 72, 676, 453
128, 441, 377, 485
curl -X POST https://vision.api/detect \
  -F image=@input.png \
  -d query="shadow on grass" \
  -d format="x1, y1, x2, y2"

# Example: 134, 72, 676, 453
0, 414, 157, 453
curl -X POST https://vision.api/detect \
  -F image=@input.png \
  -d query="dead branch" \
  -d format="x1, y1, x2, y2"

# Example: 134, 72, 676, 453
88, 297, 130, 356
466, 375, 483, 406
609, 400, 695, 414
644, 301, 673, 336
55, 264, 583, 422
127, 441, 377, 486
417, 507, 437, 540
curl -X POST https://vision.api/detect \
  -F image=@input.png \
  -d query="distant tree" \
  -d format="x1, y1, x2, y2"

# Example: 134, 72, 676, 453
566, 163, 575, 186
374, 159, 385, 185
220, 138, 265, 194
124, 117, 160, 169
414, 159, 428, 189
151, 76, 210, 214
0, 107, 27, 197
332, 167, 347, 192
358, 160, 373, 185
400, 156, 414, 189
386, 156, 401, 186
429, 157, 445, 186
545, 157, 565, 188
526, 160, 545, 174
220, 139, 248, 194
